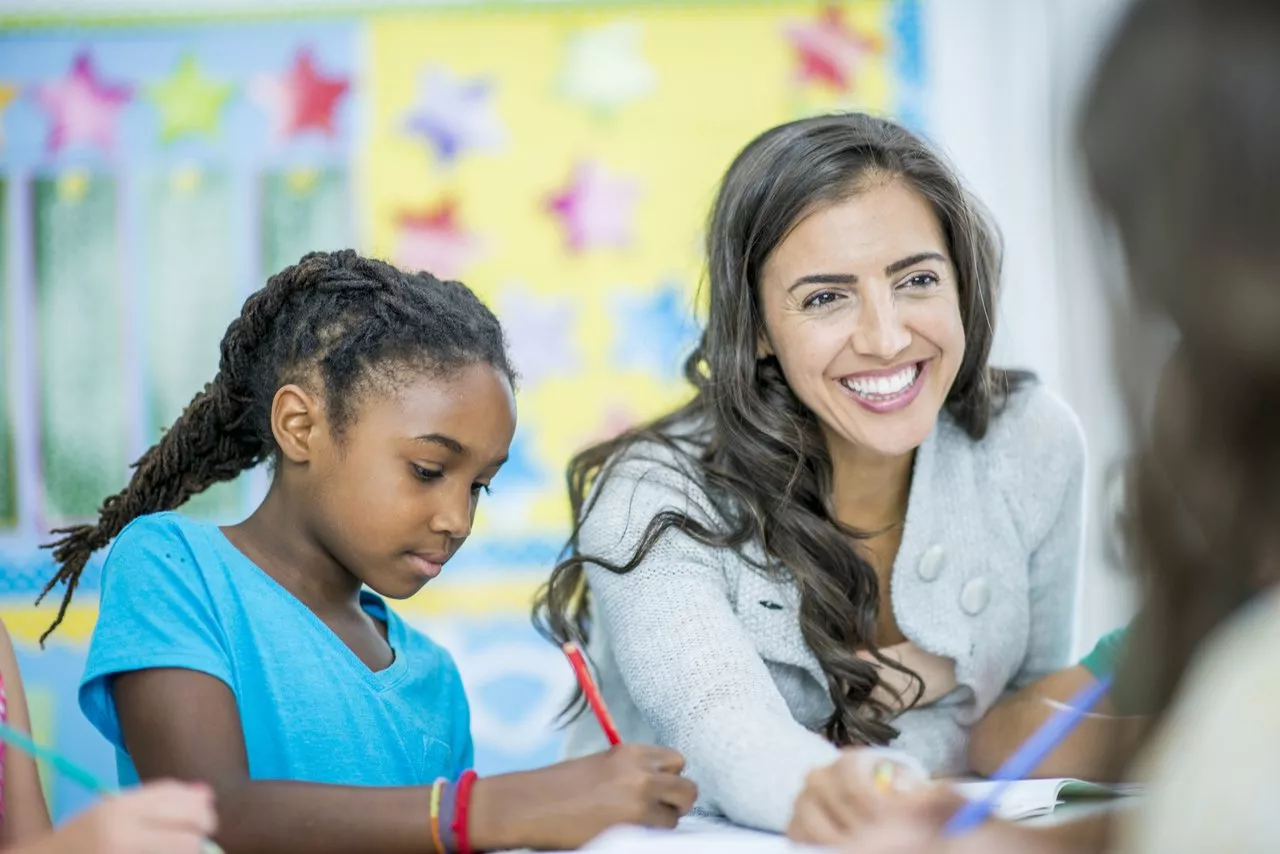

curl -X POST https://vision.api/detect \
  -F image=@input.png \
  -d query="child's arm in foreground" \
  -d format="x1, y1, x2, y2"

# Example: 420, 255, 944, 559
115, 668, 696, 854
0, 622, 52, 845
8, 781, 214, 854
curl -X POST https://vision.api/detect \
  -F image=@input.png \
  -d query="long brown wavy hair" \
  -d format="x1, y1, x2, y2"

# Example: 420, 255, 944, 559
534, 113, 1029, 747
1081, 0, 1280, 727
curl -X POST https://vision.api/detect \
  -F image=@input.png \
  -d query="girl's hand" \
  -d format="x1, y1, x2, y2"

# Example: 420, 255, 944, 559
19, 781, 217, 854
468, 743, 697, 850
787, 747, 933, 844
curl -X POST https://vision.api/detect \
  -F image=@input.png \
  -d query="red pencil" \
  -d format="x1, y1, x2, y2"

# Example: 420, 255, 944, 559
562, 642, 622, 746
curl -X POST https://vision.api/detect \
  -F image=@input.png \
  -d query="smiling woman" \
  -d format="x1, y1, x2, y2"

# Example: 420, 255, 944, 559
535, 112, 1087, 833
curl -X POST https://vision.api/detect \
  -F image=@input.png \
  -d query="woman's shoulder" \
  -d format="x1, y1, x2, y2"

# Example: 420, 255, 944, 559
579, 415, 732, 542
941, 378, 1086, 485
933, 378, 1086, 541
598, 415, 715, 491
985, 378, 1086, 464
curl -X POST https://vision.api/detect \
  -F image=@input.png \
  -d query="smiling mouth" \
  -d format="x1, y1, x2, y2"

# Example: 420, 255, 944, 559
839, 362, 922, 400
835, 360, 930, 415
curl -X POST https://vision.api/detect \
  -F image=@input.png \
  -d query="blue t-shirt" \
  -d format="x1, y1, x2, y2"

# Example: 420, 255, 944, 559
80, 512, 473, 787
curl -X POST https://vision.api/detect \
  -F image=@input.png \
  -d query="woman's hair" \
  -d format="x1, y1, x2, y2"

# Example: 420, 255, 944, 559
39, 249, 513, 642
1081, 0, 1280, 724
535, 112, 1028, 746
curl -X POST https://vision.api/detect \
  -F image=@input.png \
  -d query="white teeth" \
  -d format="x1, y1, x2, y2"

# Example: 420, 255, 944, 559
842, 364, 919, 398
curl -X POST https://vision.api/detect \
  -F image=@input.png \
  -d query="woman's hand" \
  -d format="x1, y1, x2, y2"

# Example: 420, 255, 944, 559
861, 642, 959, 710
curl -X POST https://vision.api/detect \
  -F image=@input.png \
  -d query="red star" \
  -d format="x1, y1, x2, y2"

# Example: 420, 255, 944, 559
399, 198, 460, 230
785, 5, 884, 92
253, 49, 349, 139
394, 197, 485, 279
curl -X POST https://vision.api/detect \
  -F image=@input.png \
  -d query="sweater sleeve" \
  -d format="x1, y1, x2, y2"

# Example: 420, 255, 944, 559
579, 450, 840, 832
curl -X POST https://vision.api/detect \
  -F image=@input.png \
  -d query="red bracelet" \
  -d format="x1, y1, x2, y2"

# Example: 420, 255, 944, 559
451, 769, 478, 854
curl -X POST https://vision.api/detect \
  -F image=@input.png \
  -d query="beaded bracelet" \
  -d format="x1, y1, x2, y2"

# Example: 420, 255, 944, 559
429, 777, 447, 853
452, 769, 479, 854
438, 778, 458, 854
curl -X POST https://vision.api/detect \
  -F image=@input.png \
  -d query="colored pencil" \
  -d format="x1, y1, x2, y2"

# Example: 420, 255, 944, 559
942, 675, 1114, 836
0, 720, 224, 854
562, 642, 622, 746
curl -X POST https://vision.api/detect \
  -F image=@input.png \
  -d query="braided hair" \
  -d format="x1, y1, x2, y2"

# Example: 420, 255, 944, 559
38, 249, 513, 642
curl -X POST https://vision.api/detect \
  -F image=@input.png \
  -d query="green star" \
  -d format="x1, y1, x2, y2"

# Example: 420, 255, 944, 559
147, 55, 233, 142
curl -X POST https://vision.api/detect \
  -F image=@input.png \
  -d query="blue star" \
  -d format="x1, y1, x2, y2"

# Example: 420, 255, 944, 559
612, 282, 701, 379
499, 288, 578, 386
492, 432, 545, 492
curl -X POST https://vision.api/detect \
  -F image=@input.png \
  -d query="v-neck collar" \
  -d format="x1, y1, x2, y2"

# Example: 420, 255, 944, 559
207, 526, 410, 693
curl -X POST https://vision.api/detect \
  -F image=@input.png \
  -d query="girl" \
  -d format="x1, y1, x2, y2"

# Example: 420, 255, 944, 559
535, 112, 1086, 832
0, 620, 215, 854
39, 250, 696, 853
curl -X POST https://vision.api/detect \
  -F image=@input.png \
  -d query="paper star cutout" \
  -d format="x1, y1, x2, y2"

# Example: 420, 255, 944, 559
403, 66, 506, 165
558, 21, 657, 113
612, 282, 700, 378
36, 53, 132, 154
491, 433, 547, 492
498, 288, 578, 386
251, 49, 349, 140
546, 160, 640, 253
784, 5, 884, 92
393, 198, 486, 280
0, 82, 17, 148
147, 55, 234, 142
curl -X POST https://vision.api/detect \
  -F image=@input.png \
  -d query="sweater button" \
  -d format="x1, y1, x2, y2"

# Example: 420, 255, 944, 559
960, 578, 991, 615
917, 544, 945, 582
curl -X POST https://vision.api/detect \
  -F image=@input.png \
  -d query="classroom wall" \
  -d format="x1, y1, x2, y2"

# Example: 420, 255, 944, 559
0, 0, 1138, 822
0, 0, 928, 821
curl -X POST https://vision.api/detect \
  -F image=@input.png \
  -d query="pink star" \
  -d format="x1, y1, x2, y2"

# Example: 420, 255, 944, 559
36, 53, 132, 154
393, 198, 486, 280
546, 160, 640, 253
784, 5, 883, 92
252, 49, 349, 140
594, 406, 637, 442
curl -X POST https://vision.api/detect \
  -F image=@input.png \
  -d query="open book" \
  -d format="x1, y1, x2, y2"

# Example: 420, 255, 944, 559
572, 782, 1144, 852
952, 777, 1144, 821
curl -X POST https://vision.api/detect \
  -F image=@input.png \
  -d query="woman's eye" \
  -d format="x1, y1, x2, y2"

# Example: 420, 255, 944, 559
899, 273, 939, 290
802, 291, 842, 309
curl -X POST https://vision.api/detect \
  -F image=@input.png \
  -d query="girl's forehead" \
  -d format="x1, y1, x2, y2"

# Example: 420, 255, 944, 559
354, 363, 516, 441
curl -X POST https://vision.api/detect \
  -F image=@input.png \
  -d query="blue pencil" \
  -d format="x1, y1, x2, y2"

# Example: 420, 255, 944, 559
943, 675, 1115, 837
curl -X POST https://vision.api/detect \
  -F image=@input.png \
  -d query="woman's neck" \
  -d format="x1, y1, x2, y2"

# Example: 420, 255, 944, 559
827, 440, 915, 534
224, 481, 364, 616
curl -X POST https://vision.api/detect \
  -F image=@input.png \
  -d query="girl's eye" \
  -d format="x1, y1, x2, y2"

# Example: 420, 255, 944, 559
412, 465, 443, 482
802, 291, 842, 310
471, 483, 492, 496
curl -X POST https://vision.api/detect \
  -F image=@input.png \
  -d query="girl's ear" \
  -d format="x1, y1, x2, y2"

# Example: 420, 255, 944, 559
271, 384, 321, 463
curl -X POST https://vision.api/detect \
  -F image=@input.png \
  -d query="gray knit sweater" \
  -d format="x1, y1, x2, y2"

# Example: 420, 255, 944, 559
561, 383, 1086, 831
